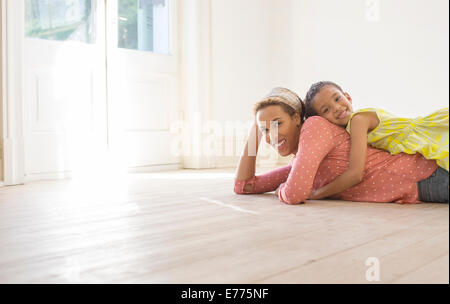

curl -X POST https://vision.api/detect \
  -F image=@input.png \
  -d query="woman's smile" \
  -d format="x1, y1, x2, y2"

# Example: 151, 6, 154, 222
257, 105, 301, 156
273, 138, 287, 151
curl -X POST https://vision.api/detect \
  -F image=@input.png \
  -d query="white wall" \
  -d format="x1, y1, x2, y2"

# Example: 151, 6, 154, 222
210, 0, 449, 125
211, 0, 294, 123
210, 0, 295, 167
291, 0, 449, 117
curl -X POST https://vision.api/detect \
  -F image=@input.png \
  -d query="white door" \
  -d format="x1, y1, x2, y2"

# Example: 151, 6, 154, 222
22, 0, 180, 181
105, 0, 180, 171
23, 0, 108, 181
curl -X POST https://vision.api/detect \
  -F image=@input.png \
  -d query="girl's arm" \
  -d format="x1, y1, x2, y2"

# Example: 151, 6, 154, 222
308, 112, 379, 200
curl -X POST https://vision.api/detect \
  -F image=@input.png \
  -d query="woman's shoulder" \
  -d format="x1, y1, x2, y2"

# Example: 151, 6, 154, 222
298, 117, 347, 153
303, 116, 347, 135
304, 116, 344, 129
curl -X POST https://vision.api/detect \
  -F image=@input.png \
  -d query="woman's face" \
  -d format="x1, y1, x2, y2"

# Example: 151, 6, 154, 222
256, 105, 302, 156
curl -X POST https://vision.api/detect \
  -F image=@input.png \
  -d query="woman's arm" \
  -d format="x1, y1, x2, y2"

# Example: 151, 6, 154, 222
234, 123, 292, 194
308, 112, 379, 200
235, 123, 262, 192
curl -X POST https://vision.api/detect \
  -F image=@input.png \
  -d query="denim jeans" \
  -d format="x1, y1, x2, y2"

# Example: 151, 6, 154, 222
417, 167, 449, 203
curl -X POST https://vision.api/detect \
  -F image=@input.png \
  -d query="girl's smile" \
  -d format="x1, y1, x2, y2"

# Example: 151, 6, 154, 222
311, 86, 354, 126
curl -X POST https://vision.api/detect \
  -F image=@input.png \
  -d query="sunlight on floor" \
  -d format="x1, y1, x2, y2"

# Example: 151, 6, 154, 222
134, 171, 236, 180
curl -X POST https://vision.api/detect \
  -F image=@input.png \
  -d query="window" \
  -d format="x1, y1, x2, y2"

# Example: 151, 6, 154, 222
25, 0, 94, 43
118, 0, 170, 54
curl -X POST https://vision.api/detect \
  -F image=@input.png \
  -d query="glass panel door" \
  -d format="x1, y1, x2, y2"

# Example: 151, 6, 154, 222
118, 0, 170, 54
25, 0, 95, 43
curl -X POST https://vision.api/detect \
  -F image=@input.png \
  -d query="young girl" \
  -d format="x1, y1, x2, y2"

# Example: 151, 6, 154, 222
304, 81, 449, 200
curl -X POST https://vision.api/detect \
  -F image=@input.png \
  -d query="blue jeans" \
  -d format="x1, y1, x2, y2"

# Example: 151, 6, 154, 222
417, 167, 449, 203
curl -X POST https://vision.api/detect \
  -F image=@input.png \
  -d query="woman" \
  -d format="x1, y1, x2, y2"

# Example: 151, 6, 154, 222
234, 87, 447, 204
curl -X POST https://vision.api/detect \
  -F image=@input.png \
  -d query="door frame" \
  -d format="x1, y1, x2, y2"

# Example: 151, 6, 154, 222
1, 0, 25, 186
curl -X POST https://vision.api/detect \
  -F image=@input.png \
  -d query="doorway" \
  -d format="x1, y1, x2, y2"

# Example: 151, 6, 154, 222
21, 0, 179, 181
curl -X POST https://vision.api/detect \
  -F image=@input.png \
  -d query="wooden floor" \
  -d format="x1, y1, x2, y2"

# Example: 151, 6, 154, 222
0, 168, 448, 284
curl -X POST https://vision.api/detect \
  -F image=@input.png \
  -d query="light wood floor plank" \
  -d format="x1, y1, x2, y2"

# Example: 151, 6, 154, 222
390, 253, 449, 284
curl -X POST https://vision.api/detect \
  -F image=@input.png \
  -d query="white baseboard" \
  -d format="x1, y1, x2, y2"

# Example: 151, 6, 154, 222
127, 163, 182, 173
24, 171, 73, 183
23, 163, 182, 183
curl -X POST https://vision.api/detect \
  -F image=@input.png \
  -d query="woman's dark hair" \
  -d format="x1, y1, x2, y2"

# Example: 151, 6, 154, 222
304, 81, 344, 119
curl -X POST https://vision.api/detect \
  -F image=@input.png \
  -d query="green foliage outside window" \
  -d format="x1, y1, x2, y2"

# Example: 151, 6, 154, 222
118, 0, 139, 50
25, 0, 93, 43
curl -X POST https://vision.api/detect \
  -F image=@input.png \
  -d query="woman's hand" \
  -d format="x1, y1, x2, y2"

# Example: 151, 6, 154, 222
275, 183, 285, 197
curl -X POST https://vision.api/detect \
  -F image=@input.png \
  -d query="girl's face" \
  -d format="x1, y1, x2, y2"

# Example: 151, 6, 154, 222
311, 85, 353, 126
256, 105, 302, 156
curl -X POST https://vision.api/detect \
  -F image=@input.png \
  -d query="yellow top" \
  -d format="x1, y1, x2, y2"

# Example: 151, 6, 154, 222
346, 107, 449, 171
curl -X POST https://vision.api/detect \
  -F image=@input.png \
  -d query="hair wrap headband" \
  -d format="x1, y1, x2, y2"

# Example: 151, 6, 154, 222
259, 87, 303, 112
